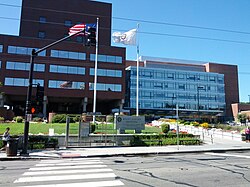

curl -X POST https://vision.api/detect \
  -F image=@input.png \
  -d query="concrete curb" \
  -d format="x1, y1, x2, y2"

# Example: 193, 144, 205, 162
1, 146, 250, 161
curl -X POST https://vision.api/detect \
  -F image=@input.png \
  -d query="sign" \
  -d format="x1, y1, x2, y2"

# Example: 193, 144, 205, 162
116, 116, 145, 133
80, 122, 90, 137
27, 114, 32, 122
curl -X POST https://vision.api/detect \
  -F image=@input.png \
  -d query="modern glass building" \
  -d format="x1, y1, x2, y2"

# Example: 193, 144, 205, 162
125, 56, 237, 121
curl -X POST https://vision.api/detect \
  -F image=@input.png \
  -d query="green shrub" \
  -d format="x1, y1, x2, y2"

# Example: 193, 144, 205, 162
0, 116, 4, 121
106, 115, 114, 122
16, 116, 23, 123
184, 121, 190, 125
161, 123, 170, 133
90, 124, 96, 133
52, 114, 67, 123
73, 115, 81, 123
33, 117, 43, 122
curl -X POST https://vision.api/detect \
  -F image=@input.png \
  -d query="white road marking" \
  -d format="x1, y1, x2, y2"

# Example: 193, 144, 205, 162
23, 168, 113, 176
39, 158, 100, 163
14, 173, 116, 183
205, 152, 250, 159
16, 180, 124, 187
36, 161, 102, 167
29, 164, 107, 171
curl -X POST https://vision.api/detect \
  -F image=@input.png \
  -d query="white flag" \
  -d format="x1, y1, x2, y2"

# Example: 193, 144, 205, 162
112, 29, 137, 45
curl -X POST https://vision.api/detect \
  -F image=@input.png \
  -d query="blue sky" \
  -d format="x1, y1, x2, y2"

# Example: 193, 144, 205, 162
1, 0, 250, 102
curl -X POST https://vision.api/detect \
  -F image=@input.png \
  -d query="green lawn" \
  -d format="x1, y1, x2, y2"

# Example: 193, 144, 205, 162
0, 122, 161, 135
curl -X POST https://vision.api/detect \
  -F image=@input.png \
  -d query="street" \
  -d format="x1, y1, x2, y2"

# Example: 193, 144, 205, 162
1, 151, 250, 187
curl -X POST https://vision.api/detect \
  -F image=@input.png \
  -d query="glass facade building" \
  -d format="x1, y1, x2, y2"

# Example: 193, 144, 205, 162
125, 66, 226, 118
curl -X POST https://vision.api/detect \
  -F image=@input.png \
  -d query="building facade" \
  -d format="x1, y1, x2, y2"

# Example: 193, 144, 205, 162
0, 0, 126, 119
125, 57, 239, 121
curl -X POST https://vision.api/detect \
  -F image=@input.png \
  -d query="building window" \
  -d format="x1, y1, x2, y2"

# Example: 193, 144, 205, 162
0, 45, 3, 53
90, 54, 123, 64
6, 61, 45, 72
49, 64, 85, 75
89, 83, 122, 92
7, 46, 46, 56
64, 20, 72, 27
90, 68, 122, 77
38, 31, 46, 39
48, 80, 85, 89
50, 50, 86, 60
0, 61, 1, 68
4, 77, 44, 87
39, 17, 46, 23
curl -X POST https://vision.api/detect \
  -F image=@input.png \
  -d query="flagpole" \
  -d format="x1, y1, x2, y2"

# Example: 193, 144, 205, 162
93, 17, 99, 125
136, 23, 139, 116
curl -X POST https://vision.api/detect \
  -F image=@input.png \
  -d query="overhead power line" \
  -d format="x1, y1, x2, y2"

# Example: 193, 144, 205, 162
1, 2, 250, 36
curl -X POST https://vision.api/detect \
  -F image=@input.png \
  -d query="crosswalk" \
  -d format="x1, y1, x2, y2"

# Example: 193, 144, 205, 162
14, 158, 124, 187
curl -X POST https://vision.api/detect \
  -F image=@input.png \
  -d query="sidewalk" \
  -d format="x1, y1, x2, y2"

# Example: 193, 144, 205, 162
1, 135, 250, 160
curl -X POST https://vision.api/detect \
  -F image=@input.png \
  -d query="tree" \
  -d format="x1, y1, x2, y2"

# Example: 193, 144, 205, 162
237, 113, 248, 124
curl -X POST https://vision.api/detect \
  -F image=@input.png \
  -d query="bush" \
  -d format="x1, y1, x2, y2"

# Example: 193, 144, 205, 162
106, 115, 114, 123
33, 117, 43, 122
52, 114, 67, 123
191, 121, 199, 127
184, 121, 190, 125
16, 116, 23, 123
73, 115, 81, 123
161, 123, 170, 133
200, 122, 210, 129
0, 116, 4, 122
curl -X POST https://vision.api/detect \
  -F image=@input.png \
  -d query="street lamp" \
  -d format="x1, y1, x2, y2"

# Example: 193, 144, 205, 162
197, 86, 204, 122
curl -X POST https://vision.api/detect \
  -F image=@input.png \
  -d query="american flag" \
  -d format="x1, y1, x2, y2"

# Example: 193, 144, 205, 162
69, 23, 96, 36
68, 24, 86, 36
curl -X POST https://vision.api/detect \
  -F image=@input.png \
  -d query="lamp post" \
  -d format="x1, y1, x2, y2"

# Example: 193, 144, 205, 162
197, 86, 204, 122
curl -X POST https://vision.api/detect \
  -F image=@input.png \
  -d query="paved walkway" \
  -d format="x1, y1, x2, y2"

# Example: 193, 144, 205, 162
1, 133, 250, 160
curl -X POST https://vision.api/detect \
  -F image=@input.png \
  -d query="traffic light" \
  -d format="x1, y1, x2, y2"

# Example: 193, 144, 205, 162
36, 84, 44, 106
85, 24, 96, 46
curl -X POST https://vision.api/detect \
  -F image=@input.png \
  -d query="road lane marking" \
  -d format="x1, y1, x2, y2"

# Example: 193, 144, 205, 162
205, 152, 250, 159
23, 168, 113, 176
16, 180, 124, 187
14, 173, 116, 183
29, 164, 107, 171
36, 161, 103, 167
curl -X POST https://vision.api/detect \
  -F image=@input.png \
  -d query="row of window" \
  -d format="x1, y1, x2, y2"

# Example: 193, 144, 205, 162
39, 16, 77, 27
6, 61, 45, 72
130, 68, 224, 84
89, 83, 122, 92
130, 100, 225, 111
8, 46, 46, 56
130, 79, 224, 93
50, 65, 85, 75
4, 45, 123, 64
130, 90, 225, 103
90, 54, 122, 64
5, 78, 44, 87
4, 77, 122, 92
3, 61, 123, 78
50, 50, 86, 60
89, 68, 122, 77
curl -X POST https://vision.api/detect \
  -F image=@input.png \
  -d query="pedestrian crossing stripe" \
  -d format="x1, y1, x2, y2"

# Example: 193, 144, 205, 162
14, 158, 124, 186
35, 160, 103, 167
14, 173, 117, 183
29, 164, 108, 171
23, 168, 113, 176
15, 180, 124, 187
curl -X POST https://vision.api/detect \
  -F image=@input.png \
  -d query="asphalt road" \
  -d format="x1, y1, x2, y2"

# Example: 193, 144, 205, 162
1, 151, 250, 187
